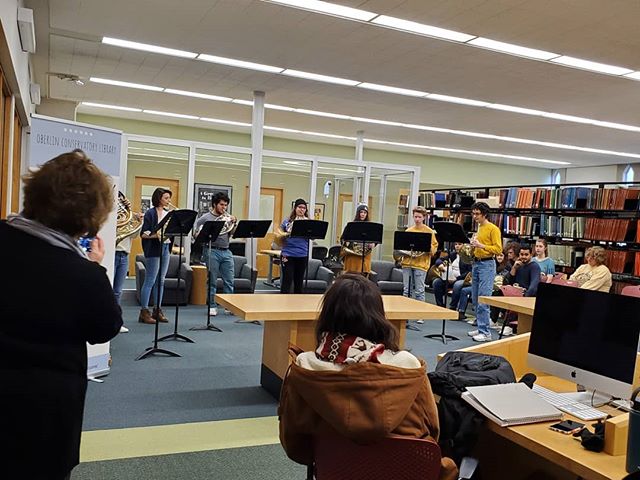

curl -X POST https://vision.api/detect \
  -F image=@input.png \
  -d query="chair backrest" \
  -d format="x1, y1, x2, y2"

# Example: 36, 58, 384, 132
312, 246, 328, 261
371, 260, 395, 281
549, 276, 578, 287
327, 245, 342, 261
308, 258, 322, 278
499, 285, 525, 297
232, 255, 248, 277
313, 433, 442, 480
621, 285, 640, 297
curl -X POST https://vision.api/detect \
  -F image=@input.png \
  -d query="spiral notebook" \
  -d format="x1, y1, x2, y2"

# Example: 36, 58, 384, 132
461, 383, 562, 427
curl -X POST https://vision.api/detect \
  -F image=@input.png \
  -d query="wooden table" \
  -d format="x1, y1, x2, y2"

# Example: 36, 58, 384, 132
444, 334, 631, 480
258, 249, 281, 287
216, 293, 457, 397
479, 295, 536, 333
190, 265, 208, 305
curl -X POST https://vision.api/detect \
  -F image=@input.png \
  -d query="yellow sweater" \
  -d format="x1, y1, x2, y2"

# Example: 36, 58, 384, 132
400, 224, 439, 272
473, 221, 502, 259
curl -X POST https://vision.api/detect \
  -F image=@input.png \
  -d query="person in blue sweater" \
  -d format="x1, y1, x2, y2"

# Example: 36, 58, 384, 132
279, 198, 310, 294
502, 243, 541, 297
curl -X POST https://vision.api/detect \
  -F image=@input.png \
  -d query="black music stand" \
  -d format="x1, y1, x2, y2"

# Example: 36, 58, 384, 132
190, 220, 225, 333
394, 231, 432, 332
424, 222, 468, 344
290, 220, 329, 293
341, 222, 383, 274
157, 209, 198, 345
232, 220, 272, 324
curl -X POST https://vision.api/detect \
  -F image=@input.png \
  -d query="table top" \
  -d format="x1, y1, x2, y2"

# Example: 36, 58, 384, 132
216, 294, 458, 321
259, 249, 281, 256
479, 295, 536, 315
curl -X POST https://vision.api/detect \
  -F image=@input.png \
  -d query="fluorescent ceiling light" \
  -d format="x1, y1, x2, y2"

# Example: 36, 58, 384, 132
541, 112, 594, 124
264, 125, 301, 133
428, 94, 488, 107
143, 109, 198, 119
371, 15, 475, 42
623, 72, 640, 80
349, 117, 404, 127
90, 77, 164, 91
281, 69, 360, 86
164, 88, 233, 102
301, 130, 356, 140
200, 117, 252, 127
550, 56, 633, 76
590, 121, 640, 133
294, 108, 349, 119
197, 54, 284, 73
467, 37, 558, 60
357, 82, 428, 97
265, 103, 296, 111
102, 37, 197, 59
489, 104, 545, 116
264, 0, 377, 21
81, 101, 142, 112
231, 99, 254, 106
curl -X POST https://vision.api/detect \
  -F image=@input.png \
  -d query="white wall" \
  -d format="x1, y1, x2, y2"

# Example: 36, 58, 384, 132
0, 0, 33, 123
564, 165, 619, 184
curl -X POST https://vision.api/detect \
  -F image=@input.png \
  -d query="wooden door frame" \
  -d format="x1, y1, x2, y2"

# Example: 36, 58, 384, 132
245, 186, 284, 278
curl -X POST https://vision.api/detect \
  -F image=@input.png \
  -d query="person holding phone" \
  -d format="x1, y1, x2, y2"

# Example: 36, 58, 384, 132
0, 150, 122, 480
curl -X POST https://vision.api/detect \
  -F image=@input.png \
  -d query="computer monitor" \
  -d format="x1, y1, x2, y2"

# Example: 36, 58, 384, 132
528, 283, 640, 401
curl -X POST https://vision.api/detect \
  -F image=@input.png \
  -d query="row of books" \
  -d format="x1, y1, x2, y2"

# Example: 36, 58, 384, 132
420, 186, 640, 211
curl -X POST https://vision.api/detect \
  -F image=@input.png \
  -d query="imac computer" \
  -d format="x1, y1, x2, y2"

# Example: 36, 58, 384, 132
528, 283, 640, 404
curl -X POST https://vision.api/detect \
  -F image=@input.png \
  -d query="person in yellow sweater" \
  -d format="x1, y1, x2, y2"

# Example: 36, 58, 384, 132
399, 207, 439, 318
341, 204, 373, 276
467, 202, 503, 342
569, 246, 612, 292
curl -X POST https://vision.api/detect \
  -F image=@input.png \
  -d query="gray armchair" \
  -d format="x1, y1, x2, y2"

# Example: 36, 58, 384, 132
215, 255, 257, 293
371, 260, 404, 295
135, 254, 193, 306
303, 259, 335, 293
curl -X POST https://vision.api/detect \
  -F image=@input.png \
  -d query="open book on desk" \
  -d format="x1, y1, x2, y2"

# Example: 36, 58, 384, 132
462, 383, 563, 427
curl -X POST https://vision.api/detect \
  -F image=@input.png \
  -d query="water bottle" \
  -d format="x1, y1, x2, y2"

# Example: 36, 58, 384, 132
627, 387, 640, 473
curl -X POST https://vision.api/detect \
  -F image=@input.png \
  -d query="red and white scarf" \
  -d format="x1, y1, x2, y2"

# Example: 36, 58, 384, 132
316, 332, 386, 364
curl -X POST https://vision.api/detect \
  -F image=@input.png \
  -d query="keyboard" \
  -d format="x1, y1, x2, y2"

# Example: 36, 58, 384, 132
532, 384, 608, 421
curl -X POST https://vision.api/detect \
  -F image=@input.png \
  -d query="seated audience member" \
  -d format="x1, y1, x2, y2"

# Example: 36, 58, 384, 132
432, 242, 471, 308
532, 238, 555, 283
502, 244, 541, 297
0, 150, 123, 480
500, 241, 520, 275
278, 273, 457, 480
569, 246, 612, 292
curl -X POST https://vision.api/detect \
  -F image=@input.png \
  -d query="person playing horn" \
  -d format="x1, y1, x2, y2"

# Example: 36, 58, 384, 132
340, 203, 374, 276
277, 198, 309, 294
194, 191, 237, 316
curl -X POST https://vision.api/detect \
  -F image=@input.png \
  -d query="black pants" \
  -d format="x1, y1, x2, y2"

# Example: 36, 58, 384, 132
280, 256, 307, 294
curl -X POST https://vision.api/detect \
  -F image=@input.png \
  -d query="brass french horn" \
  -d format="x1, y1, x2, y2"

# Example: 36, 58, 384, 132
341, 241, 373, 258
116, 191, 142, 245
458, 243, 475, 264
217, 212, 237, 235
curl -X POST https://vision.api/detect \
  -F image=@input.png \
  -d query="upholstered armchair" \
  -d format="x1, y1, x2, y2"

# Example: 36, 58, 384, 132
370, 260, 404, 295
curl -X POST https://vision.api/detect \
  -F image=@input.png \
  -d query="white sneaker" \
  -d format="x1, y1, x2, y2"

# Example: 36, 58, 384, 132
501, 326, 514, 336
467, 330, 479, 337
416, 320, 424, 324
209, 307, 218, 316
119, 325, 129, 333
472, 333, 492, 342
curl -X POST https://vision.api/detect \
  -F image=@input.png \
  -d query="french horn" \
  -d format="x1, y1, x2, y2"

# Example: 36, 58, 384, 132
217, 212, 237, 235
274, 217, 300, 247
393, 249, 427, 262
341, 241, 373, 257
458, 243, 475, 264
116, 191, 142, 245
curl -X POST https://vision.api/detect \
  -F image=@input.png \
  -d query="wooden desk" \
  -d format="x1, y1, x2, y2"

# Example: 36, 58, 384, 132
446, 335, 630, 480
258, 249, 281, 287
216, 293, 457, 397
190, 265, 208, 305
479, 295, 536, 333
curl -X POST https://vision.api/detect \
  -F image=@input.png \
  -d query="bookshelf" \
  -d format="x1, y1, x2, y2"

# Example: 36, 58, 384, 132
397, 188, 410, 229
419, 182, 640, 292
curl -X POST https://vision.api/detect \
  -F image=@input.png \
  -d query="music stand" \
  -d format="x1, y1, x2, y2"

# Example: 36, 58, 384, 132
290, 220, 329, 293
190, 220, 225, 333
232, 220, 272, 324
157, 209, 198, 345
424, 222, 468, 344
393, 231, 432, 332
341, 222, 383, 274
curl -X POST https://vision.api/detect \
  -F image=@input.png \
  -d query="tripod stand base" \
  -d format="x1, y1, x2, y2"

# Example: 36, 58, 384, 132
424, 333, 460, 345
190, 324, 222, 332
158, 332, 195, 343
135, 346, 181, 360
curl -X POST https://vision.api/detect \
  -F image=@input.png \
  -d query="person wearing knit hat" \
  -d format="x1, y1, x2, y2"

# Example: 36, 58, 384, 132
276, 198, 310, 293
340, 203, 374, 276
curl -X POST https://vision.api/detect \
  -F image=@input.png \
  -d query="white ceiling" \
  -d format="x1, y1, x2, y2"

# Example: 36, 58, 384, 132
26, 0, 640, 169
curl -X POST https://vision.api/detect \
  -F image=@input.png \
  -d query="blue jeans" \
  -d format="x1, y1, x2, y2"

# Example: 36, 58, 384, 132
432, 277, 453, 307
449, 279, 466, 310
457, 285, 473, 313
402, 267, 426, 302
113, 251, 129, 305
472, 259, 495, 336
207, 248, 234, 307
140, 244, 171, 309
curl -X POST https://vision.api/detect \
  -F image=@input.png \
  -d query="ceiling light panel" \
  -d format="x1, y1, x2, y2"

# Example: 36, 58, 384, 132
102, 37, 197, 58
357, 82, 428, 97
428, 94, 489, 107
550, 56, 634, 76
264, 0, 377, 21
143, 110, 199, 119
89, 77, 163, 91
81, 102, 142, 112
281, 69, 360, 86
371, 15, 475, 42
467, 37, 558, 60
164, 88, 233, 102
197, 54, 284, 73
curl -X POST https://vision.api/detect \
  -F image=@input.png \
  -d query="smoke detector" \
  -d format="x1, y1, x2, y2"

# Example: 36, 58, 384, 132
47, 72, 85, 86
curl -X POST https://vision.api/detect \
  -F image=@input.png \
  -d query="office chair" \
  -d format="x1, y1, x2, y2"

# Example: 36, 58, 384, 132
621, 285, 640, 297
308, 432, 477, 480
312, 246, 328, 261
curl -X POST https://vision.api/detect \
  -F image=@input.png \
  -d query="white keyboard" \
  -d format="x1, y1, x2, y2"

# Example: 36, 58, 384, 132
532, 384, 608, 421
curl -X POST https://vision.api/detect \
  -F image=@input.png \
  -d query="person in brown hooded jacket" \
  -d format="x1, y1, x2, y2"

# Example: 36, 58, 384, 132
278, 273, 458, 480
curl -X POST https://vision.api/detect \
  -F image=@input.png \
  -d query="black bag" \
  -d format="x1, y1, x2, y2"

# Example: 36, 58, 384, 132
428, 351, 516, 462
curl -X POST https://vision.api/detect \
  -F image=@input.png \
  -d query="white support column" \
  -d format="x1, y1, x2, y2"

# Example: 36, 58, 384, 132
247, 91, 265, 266
378, 175, 387, 260
184, 143, 197, 262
